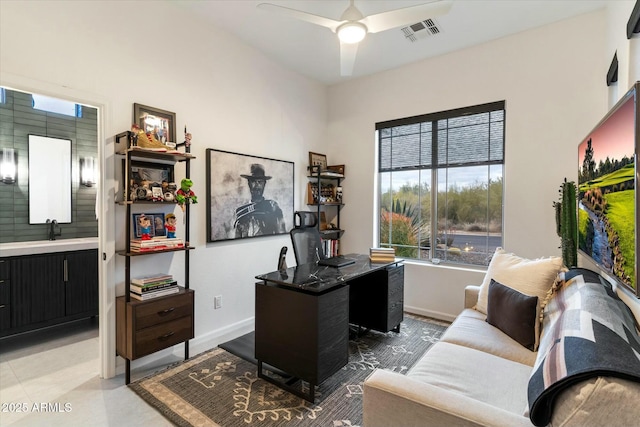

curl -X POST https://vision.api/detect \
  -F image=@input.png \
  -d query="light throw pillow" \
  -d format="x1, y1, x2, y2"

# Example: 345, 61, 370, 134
486, 279, 538, 351
476, 248, 562, 350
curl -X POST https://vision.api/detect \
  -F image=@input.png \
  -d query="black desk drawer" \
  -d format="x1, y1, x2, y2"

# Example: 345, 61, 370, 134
387, 265, 404, 288
256, 283, 349, 385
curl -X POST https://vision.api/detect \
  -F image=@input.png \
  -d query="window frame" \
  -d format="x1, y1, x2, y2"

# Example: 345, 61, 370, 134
376, 100, 505, 266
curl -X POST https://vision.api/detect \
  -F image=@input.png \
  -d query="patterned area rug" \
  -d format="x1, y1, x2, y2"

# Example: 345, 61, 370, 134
129, 315, 448, 427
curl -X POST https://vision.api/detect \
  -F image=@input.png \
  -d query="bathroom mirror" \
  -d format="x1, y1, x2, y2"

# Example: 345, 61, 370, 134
29, 135, 72, 224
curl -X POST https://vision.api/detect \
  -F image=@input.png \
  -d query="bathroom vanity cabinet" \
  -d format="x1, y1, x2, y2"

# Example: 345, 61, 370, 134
0, 249, 98, 337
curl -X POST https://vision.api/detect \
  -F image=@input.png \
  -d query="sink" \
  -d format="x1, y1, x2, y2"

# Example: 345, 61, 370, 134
0, 237, 98, 257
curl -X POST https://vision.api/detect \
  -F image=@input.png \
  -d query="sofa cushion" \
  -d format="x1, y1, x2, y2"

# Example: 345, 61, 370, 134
364, 369, 535, 427
409, 341, 533, 416
440, 309, 537, 366
477, 248, 562, 315
477, 248, 562, 349
487, 279, 538, 351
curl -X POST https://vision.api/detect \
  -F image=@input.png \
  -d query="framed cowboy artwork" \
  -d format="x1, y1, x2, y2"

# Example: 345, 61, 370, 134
206, 149, 294, 242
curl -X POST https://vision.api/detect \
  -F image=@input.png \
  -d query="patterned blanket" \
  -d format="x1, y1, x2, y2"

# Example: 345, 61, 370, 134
527, 268, 640, 426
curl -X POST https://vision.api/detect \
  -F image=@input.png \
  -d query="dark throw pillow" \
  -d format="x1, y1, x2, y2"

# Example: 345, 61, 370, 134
486, 279, 538, 351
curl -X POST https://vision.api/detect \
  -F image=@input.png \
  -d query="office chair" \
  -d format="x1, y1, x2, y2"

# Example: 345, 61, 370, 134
290, 211, 327, 265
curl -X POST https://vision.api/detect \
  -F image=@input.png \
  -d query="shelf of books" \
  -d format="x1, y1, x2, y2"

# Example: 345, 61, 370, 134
322, 238, 339, 258
116, 238, 194, 256
130, 236, 185, 252
307, 163, 345, 256
129, 273, 179, 301
115, 127, 195, 384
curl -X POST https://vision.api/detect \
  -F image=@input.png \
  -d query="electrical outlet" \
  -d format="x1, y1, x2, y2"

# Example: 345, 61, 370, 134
214, 295, 222, 309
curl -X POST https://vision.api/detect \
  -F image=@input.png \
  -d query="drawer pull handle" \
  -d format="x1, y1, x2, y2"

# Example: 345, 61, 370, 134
0, 305, 5, 309
158, 307, 175, 316
158, 331, 175, 341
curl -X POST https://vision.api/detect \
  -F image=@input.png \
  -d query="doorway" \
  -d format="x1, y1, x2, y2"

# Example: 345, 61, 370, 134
0, 76, 113, 379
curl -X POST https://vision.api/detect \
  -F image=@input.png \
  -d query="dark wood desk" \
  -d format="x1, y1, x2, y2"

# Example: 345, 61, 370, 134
254, 253, 404, 402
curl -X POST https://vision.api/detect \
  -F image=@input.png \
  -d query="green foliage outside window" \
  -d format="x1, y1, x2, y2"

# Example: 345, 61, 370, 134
379, 210, 419, 258
380, 177, 502, 265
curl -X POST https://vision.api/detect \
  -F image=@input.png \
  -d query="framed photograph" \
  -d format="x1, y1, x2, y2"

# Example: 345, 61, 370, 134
133, 103, 177, 144
132, 213, 167, 239
308, 152, 327, 172
127, 160, 174, 201
206, 149, 294, 242
151, 213, 167, 237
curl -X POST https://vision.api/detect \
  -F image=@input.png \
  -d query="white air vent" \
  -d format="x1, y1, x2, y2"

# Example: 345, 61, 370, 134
401, 18, 441, 42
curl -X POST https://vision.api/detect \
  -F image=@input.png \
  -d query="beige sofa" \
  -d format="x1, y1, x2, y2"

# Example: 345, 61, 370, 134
363, 283, 640, 427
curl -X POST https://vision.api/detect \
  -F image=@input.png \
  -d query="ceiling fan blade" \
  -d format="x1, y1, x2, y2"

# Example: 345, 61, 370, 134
257, 3, 342, 31
364, 0, 453, 34
340, 42, 359, 76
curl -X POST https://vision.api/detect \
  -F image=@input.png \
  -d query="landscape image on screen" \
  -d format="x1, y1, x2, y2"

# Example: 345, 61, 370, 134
578, 94, 635, 291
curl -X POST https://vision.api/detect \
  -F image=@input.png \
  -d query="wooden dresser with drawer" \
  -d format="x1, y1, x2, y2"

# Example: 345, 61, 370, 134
116, 288, 194, 360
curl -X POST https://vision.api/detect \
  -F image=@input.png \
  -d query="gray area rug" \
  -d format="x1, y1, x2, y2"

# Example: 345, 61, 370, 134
129, 315, 448, 427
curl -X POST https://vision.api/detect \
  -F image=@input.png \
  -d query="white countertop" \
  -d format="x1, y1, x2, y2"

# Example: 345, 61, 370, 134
0, 237, 99, 257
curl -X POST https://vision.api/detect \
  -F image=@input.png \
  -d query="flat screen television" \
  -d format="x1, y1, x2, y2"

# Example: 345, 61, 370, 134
578, 82, 638, 296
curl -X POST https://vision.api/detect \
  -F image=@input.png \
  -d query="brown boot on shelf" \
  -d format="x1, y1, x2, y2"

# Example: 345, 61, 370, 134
131, 124, 167, 151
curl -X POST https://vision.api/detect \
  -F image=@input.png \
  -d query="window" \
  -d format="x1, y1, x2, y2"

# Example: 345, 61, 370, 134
377, 101, 505, 266
32, 93, 83, 117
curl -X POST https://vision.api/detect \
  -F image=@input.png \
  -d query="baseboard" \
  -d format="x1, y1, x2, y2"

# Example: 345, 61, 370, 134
115, 317, 255, 377
404, 305, 457, 323
190, 317, 255, 350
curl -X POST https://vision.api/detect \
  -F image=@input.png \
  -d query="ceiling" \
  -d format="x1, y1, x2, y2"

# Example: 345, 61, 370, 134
176, 0, 610, 85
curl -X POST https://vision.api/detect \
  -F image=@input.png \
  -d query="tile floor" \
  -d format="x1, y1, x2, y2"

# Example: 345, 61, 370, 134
0, 319, 213, 426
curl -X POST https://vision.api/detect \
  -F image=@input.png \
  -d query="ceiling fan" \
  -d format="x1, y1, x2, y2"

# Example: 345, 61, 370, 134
257, 0, 453, 76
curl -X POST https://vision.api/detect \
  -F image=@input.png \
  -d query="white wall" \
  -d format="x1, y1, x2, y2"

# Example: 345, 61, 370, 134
1, 0, 327, 377
327, 9, 611, 319
3, 0, 638, 377
605, 1, 637, 107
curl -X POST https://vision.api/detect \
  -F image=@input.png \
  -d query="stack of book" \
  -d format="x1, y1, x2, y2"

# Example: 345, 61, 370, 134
370, 247, 396, 263
322, 238, 339, 258
130, 273, 179, 301
130, 237, 185, 253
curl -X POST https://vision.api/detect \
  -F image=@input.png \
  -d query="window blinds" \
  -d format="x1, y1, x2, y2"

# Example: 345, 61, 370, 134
378, 101, 505, 172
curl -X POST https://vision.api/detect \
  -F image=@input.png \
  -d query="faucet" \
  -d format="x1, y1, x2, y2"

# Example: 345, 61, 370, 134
46, 219, 62, 241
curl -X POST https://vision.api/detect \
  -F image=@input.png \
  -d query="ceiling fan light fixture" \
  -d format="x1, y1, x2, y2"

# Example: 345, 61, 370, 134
337, 22, 367, 44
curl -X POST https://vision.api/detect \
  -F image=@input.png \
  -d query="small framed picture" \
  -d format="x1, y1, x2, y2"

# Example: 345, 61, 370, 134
152, 186, 164, 201
308, 152, 327, 173
133, 103, 177, 144
132, 213, 167, 239
151, 213, 166, 237
132, 213, 154, 239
